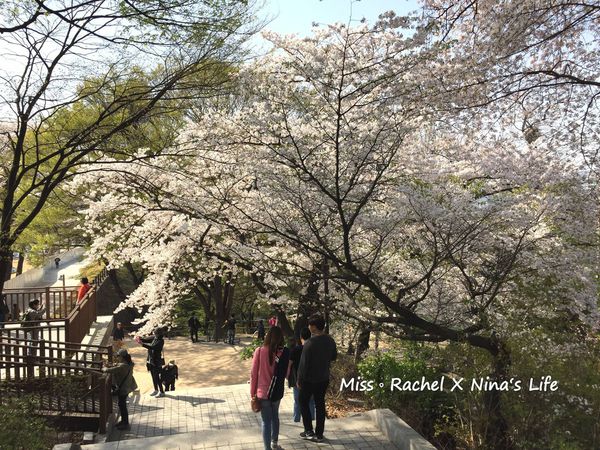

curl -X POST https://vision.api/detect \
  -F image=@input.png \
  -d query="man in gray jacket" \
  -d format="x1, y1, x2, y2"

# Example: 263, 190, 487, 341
297, 314, 337, 443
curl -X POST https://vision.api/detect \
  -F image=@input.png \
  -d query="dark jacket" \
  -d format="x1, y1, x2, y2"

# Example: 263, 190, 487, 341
288, 344, 303, 388
113, 327, 125, 340
188, 316, 200, 330
141, 336, 164, 367
297, 334, 337, 385
161, 364, 179, 383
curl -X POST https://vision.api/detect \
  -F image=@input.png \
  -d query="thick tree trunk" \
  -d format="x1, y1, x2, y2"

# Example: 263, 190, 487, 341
275, 308, 294, 338
125, 261, 142, 286
354, 326, 370, 363
108, 268, 127, 300
0, 244, 13, 295
213, 276, 225, 341
16, 252, 24, 275
294, 269, 321, 337
484, 339, 513, 450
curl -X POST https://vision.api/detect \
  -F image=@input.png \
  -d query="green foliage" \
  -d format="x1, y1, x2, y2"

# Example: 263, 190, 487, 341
172, 293, 206, 335
358, 344, 455, 440
0, 396, 53, 450
240, 339, 262, 360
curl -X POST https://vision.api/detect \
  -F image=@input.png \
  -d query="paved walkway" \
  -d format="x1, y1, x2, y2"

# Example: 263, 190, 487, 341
83, 384, 397, 449
5, 248, 87, 290
124, 336, 253, 393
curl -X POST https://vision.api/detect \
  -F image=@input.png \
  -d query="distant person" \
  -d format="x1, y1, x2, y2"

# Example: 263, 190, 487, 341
54, 257, 61, 269
222, 314, 237, 345
77, 277, 91, 303
250, 326, 290, 450
188, 314, 200, 343
136, 327, 165, 397
103, 348, 137, 430
112, 322, 126, 351
11, 303, 20, 322
288, 328, 315, 423
0, 294, 9, 327
297, 314, 337, 443
256, 320, 265, 341
24, 299, 46, 356
161, 360, 179, 391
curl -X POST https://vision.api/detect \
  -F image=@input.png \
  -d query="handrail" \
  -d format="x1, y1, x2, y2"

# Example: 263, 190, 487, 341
0, 335, 111, 350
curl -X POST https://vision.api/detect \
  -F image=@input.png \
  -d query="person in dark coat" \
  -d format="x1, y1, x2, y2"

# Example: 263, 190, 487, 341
188, 314, 200, 343
136, 327, 165, 397
161, 360, 179, 391
256, 320, 266, 341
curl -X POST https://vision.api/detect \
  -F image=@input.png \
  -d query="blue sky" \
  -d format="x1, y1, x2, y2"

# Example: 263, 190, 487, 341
260, 0, 420, 35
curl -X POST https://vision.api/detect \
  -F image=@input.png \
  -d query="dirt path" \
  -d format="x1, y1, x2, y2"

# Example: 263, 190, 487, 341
121, 336, 253, 393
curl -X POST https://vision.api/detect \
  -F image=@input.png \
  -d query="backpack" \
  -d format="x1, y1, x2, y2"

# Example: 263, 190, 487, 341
267, 347, 290, 402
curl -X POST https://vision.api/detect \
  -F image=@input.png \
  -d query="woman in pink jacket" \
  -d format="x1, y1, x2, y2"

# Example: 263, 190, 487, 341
250, 326, 290, 450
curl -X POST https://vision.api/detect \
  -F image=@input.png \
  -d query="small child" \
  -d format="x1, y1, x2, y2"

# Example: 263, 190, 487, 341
161, 360, 179, 392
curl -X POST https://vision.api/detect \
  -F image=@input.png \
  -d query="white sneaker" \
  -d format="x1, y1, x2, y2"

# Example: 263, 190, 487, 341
149, 391, 158, 396
271, 442, 282, 450
156, 392, 165, 398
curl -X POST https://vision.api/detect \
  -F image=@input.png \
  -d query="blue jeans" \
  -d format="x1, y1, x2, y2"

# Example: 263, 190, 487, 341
293, 387, 314, 422
260, 399, 280, 450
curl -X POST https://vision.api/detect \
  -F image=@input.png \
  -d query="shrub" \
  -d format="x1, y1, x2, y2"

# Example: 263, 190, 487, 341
240, 339, 263, 360
0, 396, 53, 450
358, 344, 455, 441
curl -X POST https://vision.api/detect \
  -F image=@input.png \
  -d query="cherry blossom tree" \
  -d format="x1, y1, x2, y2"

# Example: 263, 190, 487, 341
78, 19, 598, 449
419, 0, 600, 181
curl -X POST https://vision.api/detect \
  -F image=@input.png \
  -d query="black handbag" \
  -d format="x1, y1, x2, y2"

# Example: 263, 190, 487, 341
267, 347, 289, 402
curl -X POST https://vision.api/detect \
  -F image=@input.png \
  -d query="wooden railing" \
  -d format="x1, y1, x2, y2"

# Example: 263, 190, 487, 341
0, 335, 113, 433
0, 336, 112, 382
0, 284, 99, 346
4, 286, 79, 320
0, 320, 67, 344
65, 285, 98, 344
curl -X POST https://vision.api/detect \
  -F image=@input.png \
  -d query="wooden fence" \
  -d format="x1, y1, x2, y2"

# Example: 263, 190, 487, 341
0, 335, 113, 433
4, 286, 79, 320
0, 284, 100, 346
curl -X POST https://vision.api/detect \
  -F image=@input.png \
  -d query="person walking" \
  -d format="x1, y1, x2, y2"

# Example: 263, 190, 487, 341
250, 326, 290, 450
54, 257, 61, 269
297, 314, 337, 443
112, 322, 126, 351
188, 314, 200, 343
77, 277, 91, 303
103, 348, 137, 430
0, 294, 9, 327
222, 314, 237, 345
256, 320, 266, 341
24, 299, 46, 356
136, 328, 165, 397
288, 328, 315, 423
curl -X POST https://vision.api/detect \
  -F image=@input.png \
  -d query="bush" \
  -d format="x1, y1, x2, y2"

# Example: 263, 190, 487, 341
240, 339, 263, 360
0, 396, 53, 450
358, 344, 455, 441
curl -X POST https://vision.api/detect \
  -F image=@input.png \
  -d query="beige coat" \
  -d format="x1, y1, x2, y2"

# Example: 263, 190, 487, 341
104, 362, 138, 395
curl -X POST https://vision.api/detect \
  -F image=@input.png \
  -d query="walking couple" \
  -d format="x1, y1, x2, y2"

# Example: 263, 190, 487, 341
250, 314, 337, 450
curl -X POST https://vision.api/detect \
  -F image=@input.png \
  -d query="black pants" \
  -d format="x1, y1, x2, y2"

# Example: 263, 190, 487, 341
190, 328, 198, 342
150, 366, 164, 393
164, 380, 175, 391
118, 394, 129, 424
300, 380, 329, 437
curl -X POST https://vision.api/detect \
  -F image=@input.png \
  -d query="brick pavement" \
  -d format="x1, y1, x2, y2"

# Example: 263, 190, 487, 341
86, 383, 399, 449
